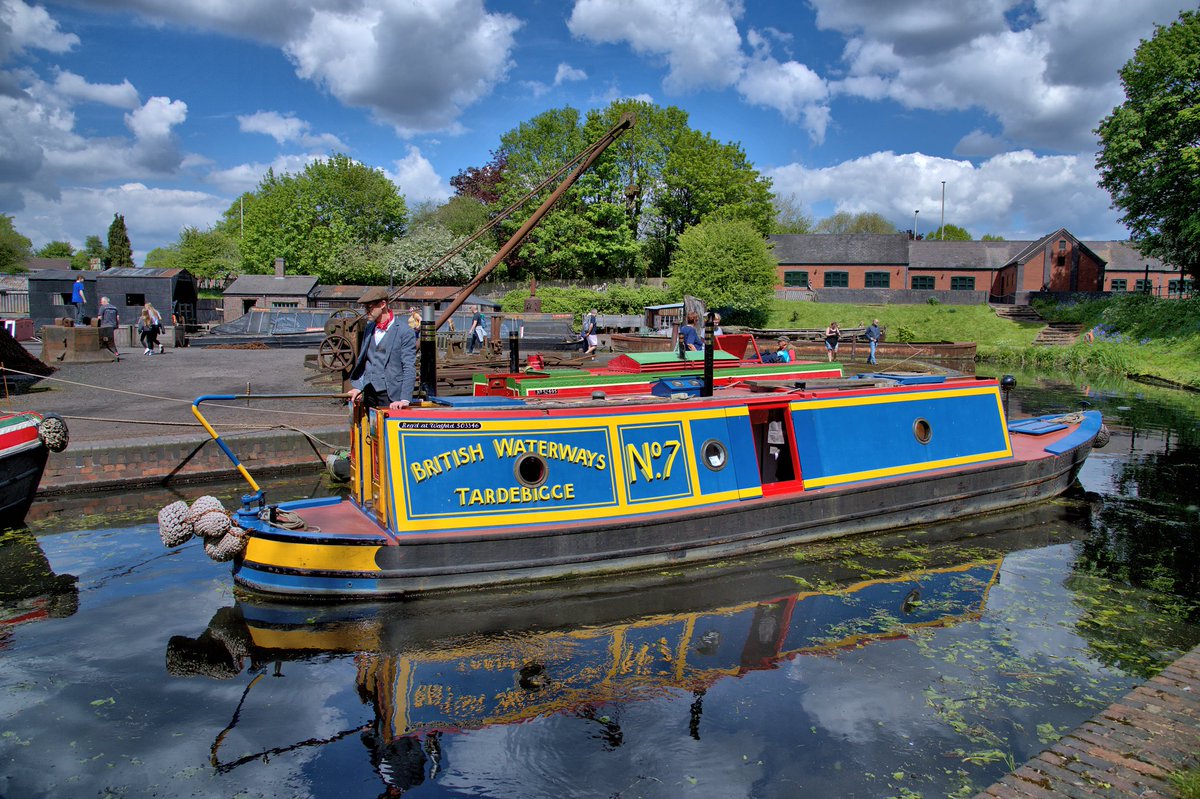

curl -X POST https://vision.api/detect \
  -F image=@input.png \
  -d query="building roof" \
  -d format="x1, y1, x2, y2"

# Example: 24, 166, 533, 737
27, 270, 99, 281
99, 267, 193, 279
770, 233, 911, 265
1003, 228, 1106, 270
224, 274, 319, 295
909, 240, 1026, 270
23, 257, 72, 271
1083, 241, 1174, 272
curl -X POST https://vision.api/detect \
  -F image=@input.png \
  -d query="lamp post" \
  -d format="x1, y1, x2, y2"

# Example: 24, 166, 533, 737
939, 181, 946, 240
913, 209, 919, 239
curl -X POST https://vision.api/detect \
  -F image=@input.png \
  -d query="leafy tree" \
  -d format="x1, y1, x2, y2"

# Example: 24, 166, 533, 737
815, 211, 898, 234
669, 219, 777, 324
227, 153, 408, 277
71, 235, 107, 270
176, 227, 240, 280
981, 233, 1006, 241
924, 223, 973, 241
144, 246, 183, 269
35, 240, 74, 258
428, 196, 492, 238
378, 223, 495, 285
1096, 10, 1200, 280
772, 193, 814, 234
0, 215, 32, 273
107, 213, 134, 268
450, 151, 506, 204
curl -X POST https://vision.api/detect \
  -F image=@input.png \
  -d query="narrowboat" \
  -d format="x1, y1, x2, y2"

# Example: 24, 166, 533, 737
0, 411, 68, 529
164, 369, 1106, 600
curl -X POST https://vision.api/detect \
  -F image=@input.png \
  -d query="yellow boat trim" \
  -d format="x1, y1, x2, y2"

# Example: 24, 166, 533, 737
244, 537, 383, 573
791, 384, 998, 411
247, 625, 381, 652
802, 448, 1012, 489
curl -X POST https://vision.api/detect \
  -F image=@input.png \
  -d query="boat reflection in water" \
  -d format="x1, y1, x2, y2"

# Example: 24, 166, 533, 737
162, 506, 1078, 791
0, 528, 78, 646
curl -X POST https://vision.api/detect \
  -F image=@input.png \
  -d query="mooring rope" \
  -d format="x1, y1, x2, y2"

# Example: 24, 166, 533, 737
0, 364, 346, 418
52, 413, 344, 451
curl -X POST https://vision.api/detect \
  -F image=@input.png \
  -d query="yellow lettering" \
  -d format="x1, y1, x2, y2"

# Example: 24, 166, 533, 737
626, 443, 653, 484
484, 488, 496, 504
469, 443, 483, 462
565, 483, 574, 499
411, 462, 427, 482
537, 485, 550, 500
469, 488, 483, 505
595, 453, 606, 470
551, 484, 563, 499
454, 487, 468, 505
662, 440, 681, 479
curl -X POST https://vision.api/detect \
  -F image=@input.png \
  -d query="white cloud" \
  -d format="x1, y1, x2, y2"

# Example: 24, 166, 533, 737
52, 70, 139, 109
768, 149, 1123, 240
205, 153, 322, 195
12, 183, 228, 260
0, 0, 79, 58
814, 0, 1189, 152
554, 62, 587, 86
736, 56, 829, 142
237, 110, 345, 150
568, 0, 746, 92
387, 146, 451, 204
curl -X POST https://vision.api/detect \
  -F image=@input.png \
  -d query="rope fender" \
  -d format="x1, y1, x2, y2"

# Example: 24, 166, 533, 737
158, 495, 248, 561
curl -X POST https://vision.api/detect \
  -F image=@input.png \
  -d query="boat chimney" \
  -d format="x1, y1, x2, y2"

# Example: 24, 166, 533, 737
508, 328, 520, 373
1000, 374, 1016, 419
420, 303, 436, 399
702, 311, 714, 397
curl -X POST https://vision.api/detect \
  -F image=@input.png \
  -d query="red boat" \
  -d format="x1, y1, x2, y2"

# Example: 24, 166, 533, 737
0, 411, 68, 529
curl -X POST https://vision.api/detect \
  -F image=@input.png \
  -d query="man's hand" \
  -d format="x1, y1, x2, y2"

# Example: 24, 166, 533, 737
388, 399, 410, 410
347, 388, 362, 404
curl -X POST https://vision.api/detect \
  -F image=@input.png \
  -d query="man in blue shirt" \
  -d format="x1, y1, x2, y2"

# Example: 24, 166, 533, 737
71, 275, 86, 321
679, 312, 703, 351
865, 318, 882, 365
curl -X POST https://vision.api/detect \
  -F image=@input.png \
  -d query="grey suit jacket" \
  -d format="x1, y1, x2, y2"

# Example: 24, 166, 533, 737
349, 319, 417, 404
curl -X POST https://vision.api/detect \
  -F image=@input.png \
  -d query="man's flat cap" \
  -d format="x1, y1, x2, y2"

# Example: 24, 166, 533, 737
358, 286, 390, 304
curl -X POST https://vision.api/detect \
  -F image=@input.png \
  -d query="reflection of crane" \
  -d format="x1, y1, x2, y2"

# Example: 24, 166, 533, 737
316, 113, 636, 373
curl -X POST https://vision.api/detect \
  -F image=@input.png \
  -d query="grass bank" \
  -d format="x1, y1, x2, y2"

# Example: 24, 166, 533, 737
762, 297, 1200, 390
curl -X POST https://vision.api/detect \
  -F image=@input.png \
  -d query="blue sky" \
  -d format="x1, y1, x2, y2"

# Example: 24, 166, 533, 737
1, 0, 1190, 262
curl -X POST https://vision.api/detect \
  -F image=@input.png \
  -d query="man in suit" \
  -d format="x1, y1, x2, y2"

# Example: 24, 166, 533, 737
347, 287, 417, 410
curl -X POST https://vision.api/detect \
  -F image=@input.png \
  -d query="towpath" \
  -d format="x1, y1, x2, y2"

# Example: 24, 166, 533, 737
972, 643, 1200, 798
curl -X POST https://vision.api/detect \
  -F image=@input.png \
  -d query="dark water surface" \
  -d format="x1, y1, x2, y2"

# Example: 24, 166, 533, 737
2, 375, 1199, 799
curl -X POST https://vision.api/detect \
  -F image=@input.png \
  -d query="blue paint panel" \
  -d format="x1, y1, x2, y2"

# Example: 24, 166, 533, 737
1008, 419, 1067, 435
618, 422, 692, 504
793, 392, 1006, 482
1043, 410, 1102, 455
400, 426, 617, 519
688, 414, 756, 496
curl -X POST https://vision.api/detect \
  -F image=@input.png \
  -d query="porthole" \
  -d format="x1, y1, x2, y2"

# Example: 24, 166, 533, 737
701, 439, 728, 471
514, 454, 548, 487
913, 418, 932, 444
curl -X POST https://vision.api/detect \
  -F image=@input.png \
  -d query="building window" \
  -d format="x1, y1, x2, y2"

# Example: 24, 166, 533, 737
1168, 279, 1193, 295
783, 270, 809, 287
864, 271, 890, 288
1056, 255, 1066, 266
272, 301, 300, 309
910, 275, 935, 290
54, 293, 69, 306
1135, 279, 1152, 293
125, 293, 145, 307
1058, 240, 1067, 251
1110, 279, 1127, 292
823, 271, 849, 288
950, 276, 975, 291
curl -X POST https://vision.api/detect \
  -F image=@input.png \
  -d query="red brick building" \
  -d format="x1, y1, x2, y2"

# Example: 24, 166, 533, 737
770, 229, 1189, 304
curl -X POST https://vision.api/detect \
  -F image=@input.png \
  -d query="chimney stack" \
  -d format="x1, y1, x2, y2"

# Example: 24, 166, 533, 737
274, 257, 285, 278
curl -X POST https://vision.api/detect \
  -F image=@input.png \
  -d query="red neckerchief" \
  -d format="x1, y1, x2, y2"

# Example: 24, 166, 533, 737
374, 309, 394, 332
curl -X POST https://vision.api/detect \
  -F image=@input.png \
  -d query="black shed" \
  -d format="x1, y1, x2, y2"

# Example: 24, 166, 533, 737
96, 268, 198, 329
26, 270, 101, 328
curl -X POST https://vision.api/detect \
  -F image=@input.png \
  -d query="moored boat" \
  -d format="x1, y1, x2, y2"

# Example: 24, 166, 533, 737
163, 369, 1107, 600
0, 411, 68, 529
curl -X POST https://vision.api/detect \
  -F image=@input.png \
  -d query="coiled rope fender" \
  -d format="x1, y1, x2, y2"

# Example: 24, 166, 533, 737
1093, 423, 1111, 449
158, 495, 248, 561
37, 413, 69, 453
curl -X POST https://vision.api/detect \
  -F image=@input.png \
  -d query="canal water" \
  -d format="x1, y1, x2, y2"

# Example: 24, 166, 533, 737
1, 374, 1198, 799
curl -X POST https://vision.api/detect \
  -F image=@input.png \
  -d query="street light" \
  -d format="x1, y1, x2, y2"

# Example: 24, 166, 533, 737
939, 181, 946, 240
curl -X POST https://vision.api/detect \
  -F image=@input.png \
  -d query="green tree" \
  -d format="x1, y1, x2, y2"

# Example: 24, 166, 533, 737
772, 193, 814, 234
1096, 10, 1200, 280
0, 215, 32, 273
106, 213, 134, 268
35, 240, 74, 258
981, 233, 1006, 241
668, 219, 777, 324
143, 246, 183, 269
815, 211, 898, 234
924, 223, 973, 241
71, 235, 107, 270
227, 154, 408, 277
176, 227, 240, 280
379, 223, 496, 285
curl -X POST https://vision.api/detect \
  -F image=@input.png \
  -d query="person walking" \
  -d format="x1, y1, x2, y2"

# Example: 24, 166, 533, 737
139, 303, 163, 354
865, 318, 882, 366
97, 296, 120, 360
824, 321, 841, 363
582, 309, 599, 356
466, 306, 484, 355
347, 287, 417, 410
71, 275, 86, 322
